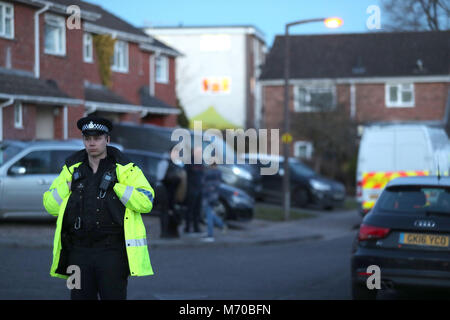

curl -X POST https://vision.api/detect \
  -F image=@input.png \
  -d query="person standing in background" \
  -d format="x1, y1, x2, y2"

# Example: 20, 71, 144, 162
184, 147, 205, 234
202, 158, 227, 242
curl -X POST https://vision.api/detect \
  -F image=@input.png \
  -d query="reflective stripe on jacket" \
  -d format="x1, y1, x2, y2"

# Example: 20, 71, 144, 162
42, 147, 155, 279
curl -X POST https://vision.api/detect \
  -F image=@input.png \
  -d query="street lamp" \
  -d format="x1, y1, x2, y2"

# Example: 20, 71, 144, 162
282, 17, 343, 221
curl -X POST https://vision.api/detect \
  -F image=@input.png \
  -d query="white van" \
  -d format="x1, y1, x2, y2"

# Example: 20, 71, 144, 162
356, 124, 449, 215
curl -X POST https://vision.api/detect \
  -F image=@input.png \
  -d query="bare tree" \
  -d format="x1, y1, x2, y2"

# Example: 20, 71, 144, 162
381, 0, 450, 31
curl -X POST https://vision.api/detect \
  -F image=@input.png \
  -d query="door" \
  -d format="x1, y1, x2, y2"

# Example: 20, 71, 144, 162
36, 107, 55, 140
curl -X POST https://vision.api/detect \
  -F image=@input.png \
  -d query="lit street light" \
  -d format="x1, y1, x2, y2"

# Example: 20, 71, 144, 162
282, 17, 343, 221
324, 17, 344, 29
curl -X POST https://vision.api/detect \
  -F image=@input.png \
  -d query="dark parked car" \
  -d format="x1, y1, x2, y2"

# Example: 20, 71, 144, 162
217, 163, 262, 200
241, 154, 346, 210
351, 176, 450, 300
113, 122, 262, 199
122, 149, 170, 214
215, 183, 254, 221
124, 149, 254, 222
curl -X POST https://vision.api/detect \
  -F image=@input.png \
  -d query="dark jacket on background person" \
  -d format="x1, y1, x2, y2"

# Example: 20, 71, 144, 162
203, 167, 222, 205
186, 163, 205, 195
184, 163, 205, 233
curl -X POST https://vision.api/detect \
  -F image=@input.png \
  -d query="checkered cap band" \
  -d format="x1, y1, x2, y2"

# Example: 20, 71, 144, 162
82, 121, 109, 133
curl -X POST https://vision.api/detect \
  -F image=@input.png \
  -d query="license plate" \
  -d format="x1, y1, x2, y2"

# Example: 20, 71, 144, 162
369, 194, 379, 200
399, 233, 449, 248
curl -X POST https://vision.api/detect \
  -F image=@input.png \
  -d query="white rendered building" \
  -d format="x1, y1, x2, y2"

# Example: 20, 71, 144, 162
144, 26, 266, 129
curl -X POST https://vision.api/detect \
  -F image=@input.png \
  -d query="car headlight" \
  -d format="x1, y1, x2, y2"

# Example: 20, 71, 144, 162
222, 172, 238, 184
310, 179, 331, 191
232, 166, 253, 181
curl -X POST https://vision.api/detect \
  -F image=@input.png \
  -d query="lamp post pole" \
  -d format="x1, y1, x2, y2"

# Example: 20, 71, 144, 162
282, 23, 292, 222
282, 18, 343, 221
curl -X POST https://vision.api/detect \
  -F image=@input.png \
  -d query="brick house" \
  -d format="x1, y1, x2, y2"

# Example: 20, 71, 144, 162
0, 0, 181, 141
259, 31, 450, 159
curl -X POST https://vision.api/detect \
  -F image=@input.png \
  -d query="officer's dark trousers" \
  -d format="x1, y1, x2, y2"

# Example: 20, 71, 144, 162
68, 245, 129, 300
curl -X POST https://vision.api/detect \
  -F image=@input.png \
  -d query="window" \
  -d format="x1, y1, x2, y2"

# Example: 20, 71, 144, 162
289, 160, 316, 177
8, 150, 77, 175
376, 186, 450, 214
14, 101, 22, 129
9, 151, 51, 175
50, 150, 75, 173
83, 33, 93, 63
124, 152, 167, 183
294, 85, 335, 112
0, 142, 23, 166
155, 55, 169, 83
0, 1, 14, 39
385, 83, 414, 107
44, 14, 66, 55
294, 141, 313, 160
112, 40, 128, 73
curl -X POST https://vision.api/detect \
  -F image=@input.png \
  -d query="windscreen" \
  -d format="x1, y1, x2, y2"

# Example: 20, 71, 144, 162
0, 143, 24, 166
290, 161, 316, 177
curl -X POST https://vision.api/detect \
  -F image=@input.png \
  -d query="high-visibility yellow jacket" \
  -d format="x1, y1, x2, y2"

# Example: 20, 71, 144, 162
43, 146, 155, 279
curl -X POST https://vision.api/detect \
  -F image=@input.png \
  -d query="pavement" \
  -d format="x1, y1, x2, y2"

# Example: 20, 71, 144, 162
0, 203, 363, 249
146, 204, 363, 249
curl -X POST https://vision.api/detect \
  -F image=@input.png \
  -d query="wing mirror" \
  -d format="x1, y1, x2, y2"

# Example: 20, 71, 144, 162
9, 166, 26, 176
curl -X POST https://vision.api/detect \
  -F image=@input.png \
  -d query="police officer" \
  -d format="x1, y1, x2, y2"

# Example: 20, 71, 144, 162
43, 115, 155, 300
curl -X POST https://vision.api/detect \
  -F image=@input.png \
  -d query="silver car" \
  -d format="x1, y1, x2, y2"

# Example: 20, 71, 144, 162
0, 140, 122, 219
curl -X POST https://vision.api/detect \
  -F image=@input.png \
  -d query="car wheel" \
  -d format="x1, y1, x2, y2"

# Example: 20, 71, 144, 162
352, 281, 377, 300
293, 188, 309, 208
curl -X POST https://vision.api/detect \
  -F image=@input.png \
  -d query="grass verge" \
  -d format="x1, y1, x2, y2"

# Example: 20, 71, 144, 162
343, 197, 358, 210
254, 204, 316, 222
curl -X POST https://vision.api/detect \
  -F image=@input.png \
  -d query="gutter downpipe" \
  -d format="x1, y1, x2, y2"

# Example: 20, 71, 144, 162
0, 98, 14, 141
34, 2, 51, 78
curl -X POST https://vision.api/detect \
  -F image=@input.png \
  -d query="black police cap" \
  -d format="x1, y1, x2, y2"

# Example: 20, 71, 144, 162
77, 116, 113, 136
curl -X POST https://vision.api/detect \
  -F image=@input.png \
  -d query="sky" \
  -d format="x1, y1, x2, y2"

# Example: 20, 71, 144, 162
86, 0, 383, 47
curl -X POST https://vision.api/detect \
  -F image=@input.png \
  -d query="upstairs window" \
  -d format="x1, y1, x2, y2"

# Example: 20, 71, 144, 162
44, 14, 66, 55
0, 1, 14, 39
294, 85, 336, 112
385, 83, 414, 107
112, 40, 128, 73
83, 33, 93, 63
155, 55, 169, 84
